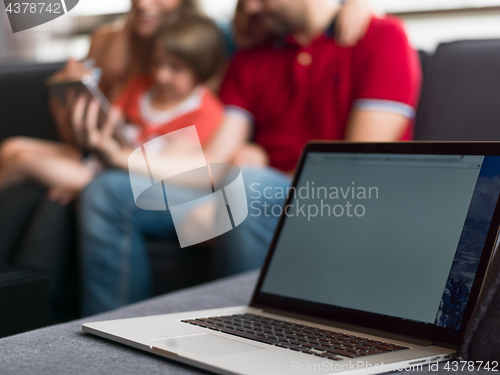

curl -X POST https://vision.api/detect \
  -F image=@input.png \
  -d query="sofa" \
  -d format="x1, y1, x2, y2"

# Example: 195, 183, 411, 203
0, 62, 226, 334
1, 38, 500, 338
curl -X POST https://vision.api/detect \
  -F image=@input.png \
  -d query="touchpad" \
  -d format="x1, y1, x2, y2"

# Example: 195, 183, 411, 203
156, 333, 265, 357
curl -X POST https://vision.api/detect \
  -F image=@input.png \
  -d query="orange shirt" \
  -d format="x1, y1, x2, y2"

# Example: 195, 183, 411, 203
115, 76, 223, 145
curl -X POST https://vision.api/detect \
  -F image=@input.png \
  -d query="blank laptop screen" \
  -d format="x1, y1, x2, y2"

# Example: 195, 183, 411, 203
260, 153, 500, 330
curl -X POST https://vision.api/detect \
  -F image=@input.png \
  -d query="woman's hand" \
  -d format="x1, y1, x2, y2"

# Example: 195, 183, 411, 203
49, 58, 94, 85
48, 58, 96, 144
71, 96, 131, 169
336, 0, 377, 47
48, 186, 79, 206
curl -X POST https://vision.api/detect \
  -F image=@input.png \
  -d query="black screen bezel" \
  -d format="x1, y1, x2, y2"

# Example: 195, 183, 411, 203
250, 141, 500, 347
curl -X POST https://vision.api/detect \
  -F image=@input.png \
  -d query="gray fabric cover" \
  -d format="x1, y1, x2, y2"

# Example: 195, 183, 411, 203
0, 62, 62, 143
0, 270, 493, 374
462, 247, 500, 361
414, 39, 500, 141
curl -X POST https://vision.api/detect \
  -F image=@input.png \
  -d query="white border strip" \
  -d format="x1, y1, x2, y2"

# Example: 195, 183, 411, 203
225, 105, 254, 124
60, 0, 68, 13
354, 99, 416, 119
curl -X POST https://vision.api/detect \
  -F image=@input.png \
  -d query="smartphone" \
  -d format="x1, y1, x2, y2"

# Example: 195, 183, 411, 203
46, 75, 129, 146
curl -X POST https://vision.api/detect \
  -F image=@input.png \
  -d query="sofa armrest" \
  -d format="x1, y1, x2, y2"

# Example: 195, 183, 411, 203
0, 267, 50, 338
0, 62, 64, 143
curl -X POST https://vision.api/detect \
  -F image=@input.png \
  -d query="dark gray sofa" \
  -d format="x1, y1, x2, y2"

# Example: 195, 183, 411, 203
0, 63, 223, 293
0, 62, 224, 333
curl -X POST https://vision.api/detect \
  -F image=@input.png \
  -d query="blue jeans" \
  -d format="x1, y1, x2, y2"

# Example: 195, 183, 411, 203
79, 167, 290, 316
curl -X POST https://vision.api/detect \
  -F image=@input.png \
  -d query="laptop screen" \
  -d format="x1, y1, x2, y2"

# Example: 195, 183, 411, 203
255, 147, 500, 343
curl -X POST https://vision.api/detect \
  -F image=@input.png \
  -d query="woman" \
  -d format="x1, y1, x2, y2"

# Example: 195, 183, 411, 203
0, 0, 197, 322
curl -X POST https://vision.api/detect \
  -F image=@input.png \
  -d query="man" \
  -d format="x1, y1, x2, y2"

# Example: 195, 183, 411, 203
212, 0, 421, 274
78, 0, 421, 316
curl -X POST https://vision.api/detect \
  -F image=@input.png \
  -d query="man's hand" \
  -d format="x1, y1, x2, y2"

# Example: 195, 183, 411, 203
336, 0, 377, 47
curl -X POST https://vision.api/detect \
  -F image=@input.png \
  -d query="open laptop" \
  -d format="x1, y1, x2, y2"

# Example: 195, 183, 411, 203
83, 142, 500, 375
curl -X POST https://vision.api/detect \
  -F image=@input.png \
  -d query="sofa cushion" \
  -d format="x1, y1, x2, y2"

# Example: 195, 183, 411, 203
415, 39, 500, 141
0, 62, 63, 142
0, 267, 50, 338
461, 246, 500, 361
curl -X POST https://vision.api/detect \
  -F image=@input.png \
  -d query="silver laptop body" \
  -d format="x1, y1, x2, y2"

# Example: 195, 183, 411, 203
84, 142, 500, 375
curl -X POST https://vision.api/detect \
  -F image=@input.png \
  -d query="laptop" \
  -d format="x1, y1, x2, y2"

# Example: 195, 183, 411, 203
83, 142, 500, 375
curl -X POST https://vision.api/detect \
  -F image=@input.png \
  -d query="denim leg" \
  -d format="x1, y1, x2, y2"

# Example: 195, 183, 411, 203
79, 167, 290, 315
215, 166, 291, 275
79, 170, 178, 316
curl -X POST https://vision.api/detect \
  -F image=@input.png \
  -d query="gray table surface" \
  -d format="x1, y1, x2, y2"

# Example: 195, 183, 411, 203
0, 271, 489, 375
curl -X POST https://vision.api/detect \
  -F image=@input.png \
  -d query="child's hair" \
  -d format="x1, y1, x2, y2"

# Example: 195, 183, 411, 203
154, 11, 225, 83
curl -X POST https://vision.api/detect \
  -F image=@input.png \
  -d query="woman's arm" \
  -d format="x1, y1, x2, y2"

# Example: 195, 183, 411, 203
87, 21, 132, 100
48, 21, 131, 145
72, 98, 252, 186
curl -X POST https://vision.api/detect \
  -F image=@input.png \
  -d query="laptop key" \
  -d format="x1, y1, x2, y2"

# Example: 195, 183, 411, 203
297, 348, 313, 354
326, 349, 362, 358
345, 348, 364, 354
218, 328, 277, 345
356, 345, 372, 350
181, 319, 199, 325
326, 355, 343, 361
300, 343, 317, 348
276, 342, 301, 349
376, 345, 396, 351
365, 349, 386, 355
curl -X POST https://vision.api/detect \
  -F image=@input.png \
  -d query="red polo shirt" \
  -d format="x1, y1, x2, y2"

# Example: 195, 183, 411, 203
220, 16, 422, 172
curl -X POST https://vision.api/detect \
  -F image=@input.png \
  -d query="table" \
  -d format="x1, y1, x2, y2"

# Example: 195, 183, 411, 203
0, 271, 487, 375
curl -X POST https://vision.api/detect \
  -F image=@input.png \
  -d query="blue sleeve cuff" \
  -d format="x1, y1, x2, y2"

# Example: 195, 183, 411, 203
353, 99, 416, 119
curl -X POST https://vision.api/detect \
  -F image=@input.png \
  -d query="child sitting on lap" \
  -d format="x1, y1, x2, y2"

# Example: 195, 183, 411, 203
0, 11, 236, 204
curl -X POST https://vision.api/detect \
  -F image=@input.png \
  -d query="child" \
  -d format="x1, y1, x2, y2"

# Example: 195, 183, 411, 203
0, 11, 228, 204
115, 11, 226, 151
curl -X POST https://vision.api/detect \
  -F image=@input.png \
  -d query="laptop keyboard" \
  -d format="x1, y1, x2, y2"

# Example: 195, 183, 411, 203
182, 313, 409, 360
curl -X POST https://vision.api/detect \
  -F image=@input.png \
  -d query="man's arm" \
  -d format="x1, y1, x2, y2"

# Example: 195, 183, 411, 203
344, 109, 408, 141
346, 16, 422, 142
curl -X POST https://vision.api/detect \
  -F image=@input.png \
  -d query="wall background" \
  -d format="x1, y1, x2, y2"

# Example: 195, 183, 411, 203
1, 0, 500, 62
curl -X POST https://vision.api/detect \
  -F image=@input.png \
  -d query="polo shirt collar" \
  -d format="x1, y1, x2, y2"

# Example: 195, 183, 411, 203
274, 17, 337, 49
